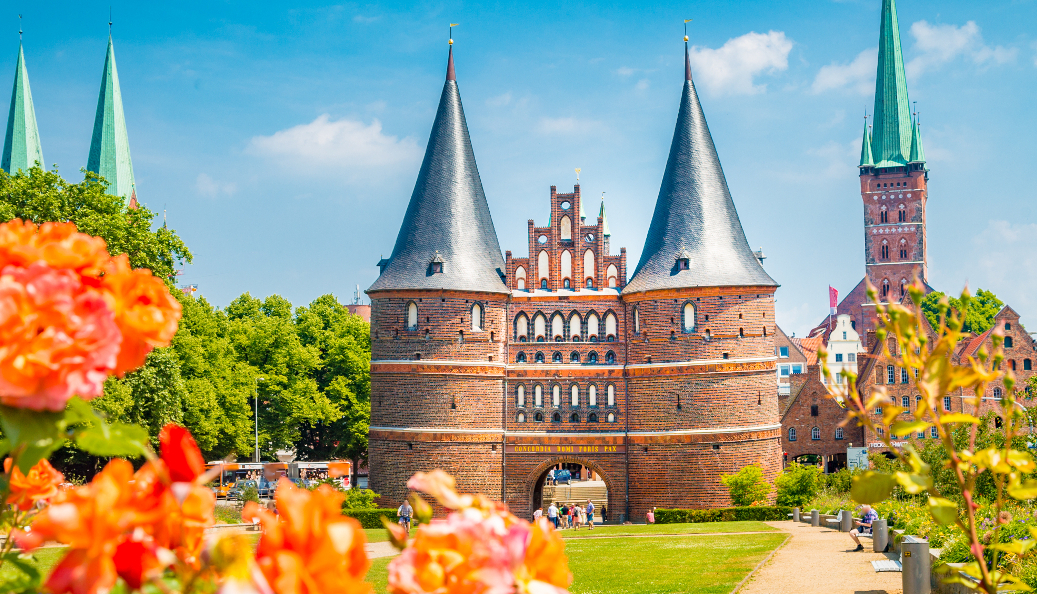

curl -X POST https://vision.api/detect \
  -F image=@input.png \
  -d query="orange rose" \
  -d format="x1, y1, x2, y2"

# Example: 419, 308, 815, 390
102, 255, 181, 375
0, 220, 110, 280
246, 480, 371, 594
5, 457, 64, 510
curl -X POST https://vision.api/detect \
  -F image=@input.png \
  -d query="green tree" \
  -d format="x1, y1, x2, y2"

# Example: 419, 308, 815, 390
720, 463, 771, 506
920, 288, 1003, 336
775, 463, 823, 506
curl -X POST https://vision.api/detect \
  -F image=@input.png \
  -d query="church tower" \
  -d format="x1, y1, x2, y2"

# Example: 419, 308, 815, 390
2, 38, 44, 174
858, 0, 928, 312
87, 34, 138, 204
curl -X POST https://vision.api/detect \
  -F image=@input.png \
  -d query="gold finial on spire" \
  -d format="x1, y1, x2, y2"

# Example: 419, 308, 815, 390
449, 23, 458, 45
575, 168, 581, 182
684, 19, 692, 42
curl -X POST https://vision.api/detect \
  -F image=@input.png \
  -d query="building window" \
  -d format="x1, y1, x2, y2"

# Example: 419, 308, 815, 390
930, 426, 938, 438
994, 387, 1003, 399
517, 352, 527, 363
848, 353, 856, 362
588, 413, 598, 423
898, 205, 906, 222
791, 364, 803, 374
535, 352, 545, 364
541, 279, 548, 289
901, 395, 910, 408
515, 314, 528, 341
605, 351, 616, 365
877, 427, 884, 437
811, 427, 820, 440
779, 365, 790, 377
535, 412, 544, 422
835, 353, 843, 363
517, 385, 525, 407
570, 351, 580, 363
588, 352, 598, 364
607, 412, 616, 423
589, 385, 597, 407
471, 303, 483, 331
1005, 336, 1014, 348
875, 406, 882, 415
788, 428, 797, 441
571, 385, 579, 407
943, 396, 951, 411
899, 241, 907, 260
887, 365, 895, 384
901, 368, 909, 384
835, 427, 844, 440
552, 385, 560, 407
560, 215, 572, 241
607, 384, 615, 406
633, 307, 640, 334
534, 385, 543, 407
810, 405, 818, 417
569, 413, 580, 423
1025, 359, 1032, 371
604, 313, 617, 341
1011, 360, 1016, 371
551, 412, 560, 423
682, 302, 695, 333
882, 279, 890, 297
552, 351, 562, 363
1006, 322, 1012, 330
918, 429, 926, 439
880, 207, 888, 223
517, 412, 526, 423
779, 346, 789, 358
515, 266, 526, 290
406, 302, 418, 330
563, 278, 571, 289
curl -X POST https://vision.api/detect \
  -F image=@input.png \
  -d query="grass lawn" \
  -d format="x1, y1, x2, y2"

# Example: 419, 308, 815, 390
559, 521, 775, 539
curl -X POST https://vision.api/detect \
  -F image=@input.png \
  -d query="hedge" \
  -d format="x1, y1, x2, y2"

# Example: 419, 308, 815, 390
655, 506, 792, 524
341, 508, 397, 529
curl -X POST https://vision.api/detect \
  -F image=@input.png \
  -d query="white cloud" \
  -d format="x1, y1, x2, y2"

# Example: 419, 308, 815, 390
812, 48, 877, 95
535, 117, 605, 136
486, 92, 512, 107
688, 31, 793, 96
196, 173, 237, 197
247, 115, 421, 180
635, 79, 650, 91
906, 20, 1016, 77
616, 67, 636, 77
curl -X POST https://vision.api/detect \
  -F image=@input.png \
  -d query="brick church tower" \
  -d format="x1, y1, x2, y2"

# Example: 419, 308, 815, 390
366, 44, 510, 504
619, 45, 781, 509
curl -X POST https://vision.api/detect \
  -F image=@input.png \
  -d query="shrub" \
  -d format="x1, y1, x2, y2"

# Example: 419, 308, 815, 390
654, 506, 791, 524
340, 508, 398, 529
775, 463, 822, 507
822, 468, 854, 494
240, 485, 259, 505
343, 488, 381, 509
720, 463, 771, 506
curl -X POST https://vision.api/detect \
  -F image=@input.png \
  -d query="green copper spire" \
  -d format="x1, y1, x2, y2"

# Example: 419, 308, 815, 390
908, 118, 925, 163
87, 35, 136, 199
598, 197, 611, 236
870, 0, 913, 168
2, 43, 44, 174
859, 118, 874, 167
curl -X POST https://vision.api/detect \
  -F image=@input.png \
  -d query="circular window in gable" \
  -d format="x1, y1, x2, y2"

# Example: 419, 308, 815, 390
560, 201, 571, 210
585, 233, 595, 243
537, 235, 548, 244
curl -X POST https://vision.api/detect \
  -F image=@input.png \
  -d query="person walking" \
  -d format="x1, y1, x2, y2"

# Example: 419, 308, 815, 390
547, 502, 559, 529
586, 499, 595, 530
533, 507, 543, 522
397, 500, 413, 535
559, 503, 569, 529
569, 504, 577, 529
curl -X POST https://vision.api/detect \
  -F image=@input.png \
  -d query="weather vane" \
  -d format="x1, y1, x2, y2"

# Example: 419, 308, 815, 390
449, 23, 458, 45
18, 14, 22, 39
684, 19, 692, 42
575, 168, 581, 182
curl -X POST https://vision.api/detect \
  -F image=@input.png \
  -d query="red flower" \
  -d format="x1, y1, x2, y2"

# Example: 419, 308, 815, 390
5, 457, 64, 510
160, 424, 206, 483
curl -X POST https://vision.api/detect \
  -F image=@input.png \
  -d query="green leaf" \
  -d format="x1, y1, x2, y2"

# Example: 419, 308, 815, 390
894, 471, 933, 494
989, 540, 1037, 557
850, 471, 895, 504
1009, 481, 1037, 500
0, 405, 66, 472
928, 496, 957, 525
75, 421, 149, 458
892, 420, 931, 436
0, 551, 43, 594
1008, 449, 1037, 473
941, 413, 981, 424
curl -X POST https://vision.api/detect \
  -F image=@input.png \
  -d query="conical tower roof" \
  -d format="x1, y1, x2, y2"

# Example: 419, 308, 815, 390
908, 118, 925, 163
599, 198, 611, 236
2, 42, 44, 174
368, 46, 507, 294
87, 35, 136, 199
859, 119, 874, 167
870, 0, 912, 167
623, 47, 776, 294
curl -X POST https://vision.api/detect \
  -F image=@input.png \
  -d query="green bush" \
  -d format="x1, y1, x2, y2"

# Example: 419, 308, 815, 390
821, 468, 854, 494
720, 463, 771, 506
341, 508, 398, 529
654, 506, 791, 524
775, 463, 822, 507
343, 488, 381, 509
240, 485, 259, 505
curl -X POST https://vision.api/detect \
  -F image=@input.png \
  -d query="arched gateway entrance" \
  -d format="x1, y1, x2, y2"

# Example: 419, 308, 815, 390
524, 458, 617, 524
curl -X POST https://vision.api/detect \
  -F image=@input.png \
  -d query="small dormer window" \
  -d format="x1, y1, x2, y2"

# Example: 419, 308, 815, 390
675, 249, 691, 271
429, 253, 445, 275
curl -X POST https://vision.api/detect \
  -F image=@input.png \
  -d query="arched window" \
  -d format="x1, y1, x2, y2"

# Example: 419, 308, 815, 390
882, 279, 890, 298
570, 352, 580, 363
515, 314, 528, 341
588, 413, 598, 423
1025, 359, 1032, 371
1011, 359, 1017, 371
589, 385, 597, 406
540, 279, 548, 289
587, 313, 600, 340
538, 250, 550, 284
881, 240, 889, 260
471, 303, 483, 331
516, 385, 525, 407
534, 412, 543, 422
901, 395, 910, 408
515, 266, 526, 290
588, 351, 598, 364
517, 352, 527, 363
607, 412, 616, 423
552, 385, 560, 407
880, 205, 888, 223
811, 427, 820, 440
560, 216, 572, 241
994, 387, 1003, 399
584, 250, 595, 284
535, 352, 545, 364
899, 239, 907, 260
550, 412, 559, 422
560, 251, 572, 285
607, 264, 618, 287
1005, 336, 1014, 348
788, 428, 797, 441
534, 385, 543, 407
682, 302, 695, 333
571, 384, 579, 407
605, 351, 616, 364
569, 413, 580, 423
552, 313, 564, 340
552, 351, 562, 363
835, 427, 844, 440
898, 204, 906, 222
900, 278, 907, 298
517, 412, 526, 423
563, 278, 571, 289
534, 314, 546, 340
586, 278, 593, 288
607, 384, 615, 406
569, 313, 582, 341
633, 307, 640, 334
604, 313, 617, 340
704, 329, 711, 341
406, 302, 418, 330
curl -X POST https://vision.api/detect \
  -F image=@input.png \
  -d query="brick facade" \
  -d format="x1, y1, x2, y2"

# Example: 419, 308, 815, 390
780, 365, 865, 471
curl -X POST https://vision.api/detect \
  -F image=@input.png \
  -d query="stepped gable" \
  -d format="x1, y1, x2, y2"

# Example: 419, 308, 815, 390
87, 35, 137, 200
368, 46, 507, 294
2, 41, 44, 174
623, 47, 775, 294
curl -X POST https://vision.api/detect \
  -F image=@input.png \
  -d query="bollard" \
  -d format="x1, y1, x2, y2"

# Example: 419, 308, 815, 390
810, 509, 819, 527
793, 507, 800, 522
873, 519, 888, 552
901, 536, 930, 594
840, 510, 853, 532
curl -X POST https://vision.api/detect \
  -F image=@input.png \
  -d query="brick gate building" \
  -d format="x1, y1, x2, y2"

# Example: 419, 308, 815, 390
366, 40, 780, 521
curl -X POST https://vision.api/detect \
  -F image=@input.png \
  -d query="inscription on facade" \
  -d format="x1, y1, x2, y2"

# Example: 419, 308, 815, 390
506, 444, 626, 454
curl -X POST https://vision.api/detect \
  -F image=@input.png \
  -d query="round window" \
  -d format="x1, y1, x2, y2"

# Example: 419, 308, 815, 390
585, 233, 595, 242
560, 201, 571, 210
537, 235, 548, 244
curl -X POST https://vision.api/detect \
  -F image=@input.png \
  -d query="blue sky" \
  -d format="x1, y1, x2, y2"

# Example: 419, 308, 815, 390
8, 0, 1037, 336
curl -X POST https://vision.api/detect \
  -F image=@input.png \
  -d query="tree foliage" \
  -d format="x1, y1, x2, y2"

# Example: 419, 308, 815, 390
920, 288, 1003, 336
775, 463, 823, 507
720, 463, 771, 506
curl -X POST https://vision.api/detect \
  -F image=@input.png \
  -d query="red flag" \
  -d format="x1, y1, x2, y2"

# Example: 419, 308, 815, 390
829, 286, 838, 309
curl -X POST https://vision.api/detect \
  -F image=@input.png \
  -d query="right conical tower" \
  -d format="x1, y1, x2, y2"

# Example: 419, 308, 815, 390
621, 40, 781, 514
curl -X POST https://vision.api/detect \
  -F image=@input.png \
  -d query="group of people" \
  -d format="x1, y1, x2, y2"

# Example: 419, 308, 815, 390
537, 500, 601, 530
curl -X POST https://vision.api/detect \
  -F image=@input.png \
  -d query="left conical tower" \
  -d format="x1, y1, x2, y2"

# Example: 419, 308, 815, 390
367, 44, 508, 511
87, 35, 136, 200
2, 42, 44, 174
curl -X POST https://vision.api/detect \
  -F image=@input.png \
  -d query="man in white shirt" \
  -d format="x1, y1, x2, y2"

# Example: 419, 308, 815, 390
533, 507, 543, 522
547, 502, 559, 529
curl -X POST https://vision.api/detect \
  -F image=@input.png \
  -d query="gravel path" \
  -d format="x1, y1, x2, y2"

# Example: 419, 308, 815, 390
366, 541, 399, 559
738, 521, 903, 594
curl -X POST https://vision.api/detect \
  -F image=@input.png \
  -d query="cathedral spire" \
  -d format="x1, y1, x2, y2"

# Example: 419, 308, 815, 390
87, 35, 137, 199
2, 41, 44, 174
908, 116, 925, 164
368, 38, 507, 294
623, 36, 775, 294
859, 116, 874, 167
870, 0, 912, 167
599, 194, 611, 237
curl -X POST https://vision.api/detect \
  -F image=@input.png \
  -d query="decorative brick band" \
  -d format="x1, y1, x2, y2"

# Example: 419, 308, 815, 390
371, 361, 506, 376
370, 424, 780, 445
374, 356, 775, 378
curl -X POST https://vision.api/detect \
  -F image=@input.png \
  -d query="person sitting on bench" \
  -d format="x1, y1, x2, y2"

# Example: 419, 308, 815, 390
850, 505, 878, 551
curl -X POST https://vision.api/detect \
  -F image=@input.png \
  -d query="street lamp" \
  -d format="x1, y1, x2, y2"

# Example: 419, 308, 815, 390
255, 377, 265, 463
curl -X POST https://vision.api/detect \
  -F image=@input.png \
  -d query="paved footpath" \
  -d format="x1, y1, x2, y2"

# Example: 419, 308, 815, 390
738, 521, 903, 594
366, 541, 399, 559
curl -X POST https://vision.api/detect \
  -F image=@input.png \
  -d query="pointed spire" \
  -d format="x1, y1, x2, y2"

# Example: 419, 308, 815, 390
368, 39, 507, 294
2, 42, 44, 174
859, 115, 874, 167
870, 0, 912, 167
623, 37, 775, 294
598, 195, 611, 237
908, 116, 925, 163
87, 35, 137, 199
